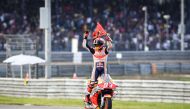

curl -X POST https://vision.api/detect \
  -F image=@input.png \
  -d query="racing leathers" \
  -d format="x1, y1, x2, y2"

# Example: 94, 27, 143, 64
82, 37, 112, 82
83, 33, 112, 108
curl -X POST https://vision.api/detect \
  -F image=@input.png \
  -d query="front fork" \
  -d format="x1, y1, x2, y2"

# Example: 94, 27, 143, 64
100, 94, 112, 108
100, 95, 104, 108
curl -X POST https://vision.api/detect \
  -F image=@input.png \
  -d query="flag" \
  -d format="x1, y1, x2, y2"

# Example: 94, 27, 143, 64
93, 22, 107, 38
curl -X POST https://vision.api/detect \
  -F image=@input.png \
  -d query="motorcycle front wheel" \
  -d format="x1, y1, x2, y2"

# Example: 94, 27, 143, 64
101, 97, 112, 109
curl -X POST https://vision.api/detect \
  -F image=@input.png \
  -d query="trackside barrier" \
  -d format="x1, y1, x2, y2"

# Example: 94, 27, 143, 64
0, 78, 190, 103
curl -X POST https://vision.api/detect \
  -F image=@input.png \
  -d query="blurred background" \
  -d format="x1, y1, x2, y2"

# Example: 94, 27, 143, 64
0, 0, 189, 80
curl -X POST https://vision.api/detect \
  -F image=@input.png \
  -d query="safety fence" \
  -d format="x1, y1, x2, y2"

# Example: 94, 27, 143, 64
0, 51, 190, 62
0, 78, 190, 103
0, 51, 190, 78
0, 62, 190, 78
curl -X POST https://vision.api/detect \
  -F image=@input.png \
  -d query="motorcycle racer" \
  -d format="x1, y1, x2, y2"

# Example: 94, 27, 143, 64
82, 31, 112, 108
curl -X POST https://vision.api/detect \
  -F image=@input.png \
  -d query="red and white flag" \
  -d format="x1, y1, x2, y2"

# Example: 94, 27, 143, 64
93, 22, 107, 38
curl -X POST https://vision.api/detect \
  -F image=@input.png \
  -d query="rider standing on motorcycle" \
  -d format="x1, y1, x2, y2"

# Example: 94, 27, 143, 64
82, 31, 112, 108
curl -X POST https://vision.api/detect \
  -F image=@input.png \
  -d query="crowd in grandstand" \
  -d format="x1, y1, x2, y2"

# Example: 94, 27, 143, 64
0, 0, 190, 51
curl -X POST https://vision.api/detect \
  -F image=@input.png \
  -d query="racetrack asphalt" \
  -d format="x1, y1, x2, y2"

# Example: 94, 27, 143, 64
0, 105, 82, 109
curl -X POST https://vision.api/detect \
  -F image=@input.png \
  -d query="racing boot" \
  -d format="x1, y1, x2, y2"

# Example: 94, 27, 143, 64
84, 81, 96, 107
90, 92, 99, 108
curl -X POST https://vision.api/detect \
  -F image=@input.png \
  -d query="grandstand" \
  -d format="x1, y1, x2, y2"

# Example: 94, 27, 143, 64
0, 0, 189, 52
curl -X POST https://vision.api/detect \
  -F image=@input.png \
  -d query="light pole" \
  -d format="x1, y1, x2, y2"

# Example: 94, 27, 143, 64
180, 0, 185, 51
163, 15, 170, 39
142, 6, 148, 51
40, 0, 51, 78
45, 0, 52, 78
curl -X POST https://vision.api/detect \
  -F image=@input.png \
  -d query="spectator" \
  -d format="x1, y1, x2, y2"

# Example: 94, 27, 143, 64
0, 0, 189, 51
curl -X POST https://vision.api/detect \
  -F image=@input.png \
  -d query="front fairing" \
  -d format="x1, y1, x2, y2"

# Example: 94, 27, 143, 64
97, 74, 118, 89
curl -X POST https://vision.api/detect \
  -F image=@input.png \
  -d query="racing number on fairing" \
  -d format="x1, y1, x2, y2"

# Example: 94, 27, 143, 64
104, 83, 108, 88
104, 82, 113, 88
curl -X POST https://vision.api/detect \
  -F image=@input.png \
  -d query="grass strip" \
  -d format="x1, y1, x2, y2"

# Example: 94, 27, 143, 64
0, 96, 190, 109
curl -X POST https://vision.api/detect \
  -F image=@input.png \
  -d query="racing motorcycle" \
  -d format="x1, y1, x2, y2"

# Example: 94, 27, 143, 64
85, 74, 118, 109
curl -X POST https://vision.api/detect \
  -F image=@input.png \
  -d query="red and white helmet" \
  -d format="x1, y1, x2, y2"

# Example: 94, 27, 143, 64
93, 38, 105, 47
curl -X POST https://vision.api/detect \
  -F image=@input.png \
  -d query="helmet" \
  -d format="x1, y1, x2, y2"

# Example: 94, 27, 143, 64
93, 38, 105, 47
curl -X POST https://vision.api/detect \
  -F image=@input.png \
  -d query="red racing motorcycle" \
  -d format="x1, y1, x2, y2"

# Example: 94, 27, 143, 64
85, 74, 118, 109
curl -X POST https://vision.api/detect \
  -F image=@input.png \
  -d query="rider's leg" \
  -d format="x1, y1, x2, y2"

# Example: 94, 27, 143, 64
84, 80, 96, 103
90, 91, 99, 108
90, 68, 104, 107
84, 68, 98, 103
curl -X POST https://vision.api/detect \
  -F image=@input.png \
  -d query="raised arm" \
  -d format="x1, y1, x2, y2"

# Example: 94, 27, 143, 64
105, 33, 112, 52
82, 31, 95, 54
